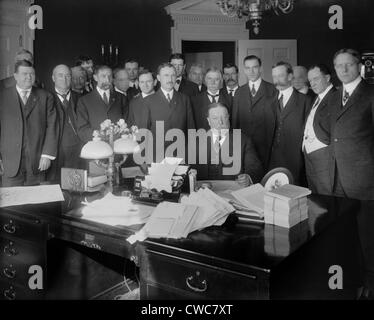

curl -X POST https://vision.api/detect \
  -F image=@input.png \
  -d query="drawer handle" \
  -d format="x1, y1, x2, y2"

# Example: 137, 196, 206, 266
3, 221, 16, 234
186, 275, 208, 293
4, 287, 16, 300
3, 266, 16, 279
4, 243, 18, 257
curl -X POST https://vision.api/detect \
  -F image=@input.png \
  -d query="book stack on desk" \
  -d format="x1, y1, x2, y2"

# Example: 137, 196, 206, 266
264, 184, 311, 228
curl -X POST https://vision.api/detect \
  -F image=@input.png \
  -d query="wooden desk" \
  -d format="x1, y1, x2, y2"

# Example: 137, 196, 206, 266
0, 191, 365, 300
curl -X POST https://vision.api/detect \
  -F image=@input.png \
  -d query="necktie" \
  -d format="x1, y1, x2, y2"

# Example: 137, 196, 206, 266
342, 89, 349, 106
312, 96, 320, 109
166, 93, 171, 102
103, 92, 109, 105
278, 94, 284, 110
214, 136, 221, 153
21, 90, 29, 105
251, 84, 256, 97
208, 93, 219, 103
229, 89, 234, 97
58, 92, 69, 108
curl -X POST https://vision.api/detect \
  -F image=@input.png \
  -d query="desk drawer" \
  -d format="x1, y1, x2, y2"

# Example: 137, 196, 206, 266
142, 249, 264, 299
0, 280, 44, 300
0, 213, 47, 243
0, 237, 45, 268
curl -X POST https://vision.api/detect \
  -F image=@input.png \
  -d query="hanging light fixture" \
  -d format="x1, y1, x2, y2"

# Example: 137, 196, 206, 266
216, 0, 294, 35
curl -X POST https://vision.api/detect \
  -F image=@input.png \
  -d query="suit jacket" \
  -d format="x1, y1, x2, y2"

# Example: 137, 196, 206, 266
232, 80, 277, 169
76, 89, 128, 143
268, 89, 312, 185
191, 90, 232, 130
177, 78, 199, 97
193, 131, 264, 183
143, 89, 195, 162
198, 83, 207, 93
127, 93, 151, 129
328, 80, 374, 200
0, 86, 58, 177
127, 86, 141, 102
303, 86, 336, 195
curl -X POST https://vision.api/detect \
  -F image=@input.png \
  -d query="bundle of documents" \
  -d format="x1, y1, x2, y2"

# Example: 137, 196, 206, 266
229, 183, 266, 221
127, 188, 234, 244
81, 193, 154, 226
264, 184, 311, 228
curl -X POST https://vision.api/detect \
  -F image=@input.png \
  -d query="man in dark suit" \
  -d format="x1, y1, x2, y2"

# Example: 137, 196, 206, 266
232, 55, 277, 170
49, 64, 83, 182
293, 65, 316, 99
169, 53, 199, 97
191, 67, 231, 130
222, 63, 240, 100
142, 62, 195, 162
329, 49, 374, 200
268, 61, 312, 186
128, 69, 157, 129
76, 65, 128, 143
71, 66, 89, 96
125, 59, 141, 101
113, 67, 130, 97
193, 103, 263, 184
302, 64, 336, 195
188, 63, 206, 93
0, 60, 58, 186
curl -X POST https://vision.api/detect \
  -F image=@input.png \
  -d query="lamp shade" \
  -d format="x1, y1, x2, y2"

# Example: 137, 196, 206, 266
80, 137, 113, 159
113, 134, 140, 154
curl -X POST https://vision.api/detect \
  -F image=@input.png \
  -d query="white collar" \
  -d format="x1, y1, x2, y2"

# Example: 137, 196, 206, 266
96, 86, 110, 98
160, 87, 174, 100
317, 84, 334, 101
343, 76, 362, 95
278, 86, 294, 106
227, 85, 238, 91
16, 85, 32, 96
212, 129, 229, 145
248, 78, 262, 90
207, 90, 219, 96
142, 91, 154, 98
55, 88, 71, 101
115, 87, 126, 95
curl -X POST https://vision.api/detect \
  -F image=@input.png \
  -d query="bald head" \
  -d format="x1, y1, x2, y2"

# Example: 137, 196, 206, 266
292, 65, 309, 91
52, 64, 71, 93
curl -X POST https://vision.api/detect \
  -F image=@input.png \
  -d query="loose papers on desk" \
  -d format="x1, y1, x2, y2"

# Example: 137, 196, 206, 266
81, 192, 153, 226
0, 184, 64, 207
127, 188, 235, 244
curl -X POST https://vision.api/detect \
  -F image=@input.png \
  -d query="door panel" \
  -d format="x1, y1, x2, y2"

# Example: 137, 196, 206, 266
0, 25, 20, 80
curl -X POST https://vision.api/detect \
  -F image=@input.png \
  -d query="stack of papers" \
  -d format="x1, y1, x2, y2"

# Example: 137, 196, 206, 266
81, 193, 154, 226
264, 184, 311, 228
127, 188, 234, 244
230, 184, 266, 220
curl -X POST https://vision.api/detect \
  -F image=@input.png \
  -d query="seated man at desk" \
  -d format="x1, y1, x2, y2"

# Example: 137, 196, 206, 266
193, 102, 263, 186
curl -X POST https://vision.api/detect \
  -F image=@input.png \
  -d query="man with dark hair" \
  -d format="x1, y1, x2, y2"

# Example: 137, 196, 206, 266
71, 66, 89, 96
222, 63, 239, 98
268, 61, 312, 186
293, 65, 316, 99
191, 67, 231, 130
232, 55, 277, 170
0, 60, 58, 186
49, 64, 83, 182
193, 102, 263, 184
128, 69, 157, 129
142, 62, 195, 162
113, 67, 130, 96
125, 59, 141, 100
76, 65, 128, 143
75, 55, 94, 92
303, 64, 336, 194
188, 63, 206, 93
169, 53, 199, 97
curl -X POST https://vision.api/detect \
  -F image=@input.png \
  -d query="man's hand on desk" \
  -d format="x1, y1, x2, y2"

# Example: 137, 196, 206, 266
38, 157, 51, 171
236, 173, 252, 188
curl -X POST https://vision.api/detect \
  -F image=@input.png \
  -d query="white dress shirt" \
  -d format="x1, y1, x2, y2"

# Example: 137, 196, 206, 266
226, 85, 238, 97
278, 86, 294, 108
302, 84, 333, 154
96, 86, 110, 102
248, 78, 262, 93
55, 88, 71, 103
343, 75, 362, 97
207, 90, 220, 103
160, 87, 174, 101
212, 129, 229, 147
129, 80, 138, 89
174, 77, 182, 91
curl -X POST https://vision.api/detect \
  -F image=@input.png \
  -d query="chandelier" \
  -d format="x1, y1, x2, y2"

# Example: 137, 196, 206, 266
216, 0, 294, 34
